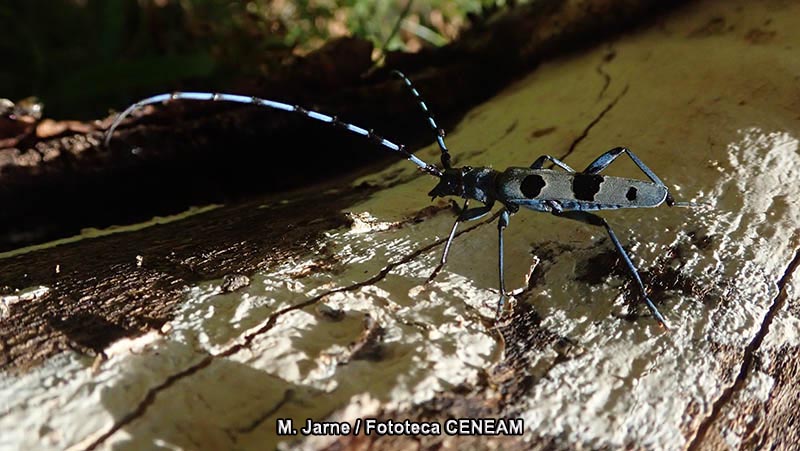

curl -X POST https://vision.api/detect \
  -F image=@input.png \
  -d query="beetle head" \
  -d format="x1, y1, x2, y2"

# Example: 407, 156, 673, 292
428, 166, 471, 200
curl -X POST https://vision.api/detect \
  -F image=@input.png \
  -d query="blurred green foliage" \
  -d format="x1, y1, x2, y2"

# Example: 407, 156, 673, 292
0, 0, 502, 119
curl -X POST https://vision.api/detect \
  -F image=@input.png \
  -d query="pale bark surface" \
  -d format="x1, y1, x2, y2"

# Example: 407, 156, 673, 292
3, 0, 800, 450
0, 0, 682, 252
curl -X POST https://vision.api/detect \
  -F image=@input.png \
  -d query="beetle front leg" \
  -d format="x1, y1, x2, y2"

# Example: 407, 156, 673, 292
427, 201, 494, 283
427, 200, 469, 282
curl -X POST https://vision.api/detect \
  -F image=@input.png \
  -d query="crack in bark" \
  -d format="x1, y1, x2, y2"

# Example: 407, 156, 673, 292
236, 389, 294, 434
486, 120, 519, 151
557, 84, 629, 163
596, 67, 612, 101
83, 211, 502, 450
686, 248, 800, 451
595, 48, 616, 101
83, 354, 215, 450
81, 72, 640, 451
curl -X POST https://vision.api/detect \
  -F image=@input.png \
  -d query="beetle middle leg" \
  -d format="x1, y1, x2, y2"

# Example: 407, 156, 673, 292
496, 209, 511, 317
552, 210, 670, 329
530, 155, 576, 172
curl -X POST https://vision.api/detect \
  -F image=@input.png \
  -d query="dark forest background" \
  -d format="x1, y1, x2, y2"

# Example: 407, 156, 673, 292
1, 0, 497, 119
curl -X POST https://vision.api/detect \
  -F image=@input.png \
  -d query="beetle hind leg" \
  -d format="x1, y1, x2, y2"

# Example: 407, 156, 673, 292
583, 147, 679, 206
552, 210, 670, 329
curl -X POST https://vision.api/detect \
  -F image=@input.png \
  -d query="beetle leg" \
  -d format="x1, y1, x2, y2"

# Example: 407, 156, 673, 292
496, 209, 511, 317
583, 147, 676, 205
552, 210, 670, 329
530, 155, 576, 172
427, 201, 494, 283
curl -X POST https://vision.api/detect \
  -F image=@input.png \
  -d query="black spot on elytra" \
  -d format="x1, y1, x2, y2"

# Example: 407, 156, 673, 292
520, 174, 546, 198
572, 174, 604, 201
626, 187, 638, 201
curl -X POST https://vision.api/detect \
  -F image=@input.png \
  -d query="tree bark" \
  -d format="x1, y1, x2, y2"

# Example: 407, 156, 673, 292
0, 0, 686, 252
4, 0, 800, 450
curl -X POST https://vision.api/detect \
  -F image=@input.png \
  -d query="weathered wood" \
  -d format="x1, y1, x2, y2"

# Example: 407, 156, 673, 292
0, 0, 687, 252
0, 186, 370, 371
3, 0, 800, 450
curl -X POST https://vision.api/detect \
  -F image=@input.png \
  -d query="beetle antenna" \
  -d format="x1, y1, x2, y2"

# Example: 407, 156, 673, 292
391, 70, 452, 170
104, 92, 443, 178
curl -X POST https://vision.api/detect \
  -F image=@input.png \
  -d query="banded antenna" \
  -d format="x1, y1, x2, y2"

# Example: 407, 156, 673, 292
391, 70, 452, 169
104, 90, 443, 178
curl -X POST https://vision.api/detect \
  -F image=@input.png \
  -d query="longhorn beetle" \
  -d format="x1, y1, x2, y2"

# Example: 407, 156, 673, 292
105, 71, 699, 330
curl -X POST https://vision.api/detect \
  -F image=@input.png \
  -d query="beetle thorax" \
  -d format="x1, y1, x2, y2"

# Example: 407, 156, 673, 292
428, 166, 497, 204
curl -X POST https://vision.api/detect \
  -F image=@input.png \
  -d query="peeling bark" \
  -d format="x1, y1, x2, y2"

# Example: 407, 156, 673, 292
688, 251, 800, 450
4, 0, 800, 450
0, 188, 366, 371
